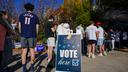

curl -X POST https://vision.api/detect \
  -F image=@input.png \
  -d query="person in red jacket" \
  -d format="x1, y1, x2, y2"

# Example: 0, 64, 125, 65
0, 11, 9, 69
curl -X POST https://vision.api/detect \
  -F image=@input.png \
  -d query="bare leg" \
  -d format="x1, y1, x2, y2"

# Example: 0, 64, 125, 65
92, 44, 96, 58
102, 45, 107, 55
98, 45, 103, 56
30, 48, 35, 64
21, 48, 27, 72
92, 44, 95, 54
102, 45, 105, 52
99, 45, 103, 53
29, 48, 35, 72
21, 48, 27, 64
47, 46, 53, 62
87, 44, 91, 58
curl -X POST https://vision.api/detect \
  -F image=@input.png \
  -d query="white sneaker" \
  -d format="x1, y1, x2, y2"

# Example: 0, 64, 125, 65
98, 53, 103, 56
103, 51, 107, 56
112, 48, 115, 50
91, 54, 96, 58
88, 53, 92, 58
48, 59, 51, 63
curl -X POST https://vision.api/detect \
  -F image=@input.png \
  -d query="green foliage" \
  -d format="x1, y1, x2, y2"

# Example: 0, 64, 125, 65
72, 0, 91, 28
37, 32, 47, 44
76, 11, 90, 27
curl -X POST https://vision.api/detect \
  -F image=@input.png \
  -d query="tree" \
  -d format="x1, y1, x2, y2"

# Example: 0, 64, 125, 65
95, 0, 128, 30
62, 0, 91, 30
75, 0, 91, 27
71, 0, 91, 29
0, 0, 15, 17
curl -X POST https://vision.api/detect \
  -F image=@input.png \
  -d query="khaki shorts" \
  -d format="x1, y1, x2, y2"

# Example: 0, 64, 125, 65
47, 37, 55, 47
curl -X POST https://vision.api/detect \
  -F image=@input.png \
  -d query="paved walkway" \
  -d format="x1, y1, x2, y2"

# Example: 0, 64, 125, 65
6, 49, 128, 72
82, 51, 128, 72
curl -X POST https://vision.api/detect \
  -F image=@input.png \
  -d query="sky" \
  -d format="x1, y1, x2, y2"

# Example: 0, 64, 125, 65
14, 0, 64, 8
14, 0, 64, 14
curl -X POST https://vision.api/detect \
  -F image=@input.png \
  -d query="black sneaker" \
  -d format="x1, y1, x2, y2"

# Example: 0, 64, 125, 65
22, 67, 27, 72
30, 66, 34, 72
0, 66, 2, 72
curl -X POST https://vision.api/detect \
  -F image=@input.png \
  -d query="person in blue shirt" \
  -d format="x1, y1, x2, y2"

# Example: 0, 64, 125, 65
19, 3, 39, 72
108, 28, 115, 50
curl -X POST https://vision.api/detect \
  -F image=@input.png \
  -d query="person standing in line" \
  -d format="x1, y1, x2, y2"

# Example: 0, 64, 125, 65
85, 21, 98, 58
0, 11, 14, 71
122, 30, 128, 48
76, 24, 85, 54
44, 16, 56, 65
76, 24, 84, 40
0, 11, 8, 71
96, 22, 107, 56
11, 18, 17, 30
19, 3, 39, 72
108, 29, 115, 50
115, 30, 120, 49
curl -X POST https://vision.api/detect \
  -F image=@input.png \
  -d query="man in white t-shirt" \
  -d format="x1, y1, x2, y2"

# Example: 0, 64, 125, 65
85, 21, 98, 58
96, 22, 107, 56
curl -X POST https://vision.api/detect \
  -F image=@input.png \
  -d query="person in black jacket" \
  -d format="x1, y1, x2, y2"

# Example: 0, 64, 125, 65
44, 16, 57, 65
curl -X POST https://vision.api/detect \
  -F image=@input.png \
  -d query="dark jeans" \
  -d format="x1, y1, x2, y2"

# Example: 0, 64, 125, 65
122, 40, 128, 48
1, 36, 14, 68
82, 38, 87, 55
0, 51, 3, 65
115, 41, 120, 49
104, 39, 112, 52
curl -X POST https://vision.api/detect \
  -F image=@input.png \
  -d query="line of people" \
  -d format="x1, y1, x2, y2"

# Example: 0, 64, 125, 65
0, 3, 128, 72
84, 21, 107, 58
45, 19, 107, 59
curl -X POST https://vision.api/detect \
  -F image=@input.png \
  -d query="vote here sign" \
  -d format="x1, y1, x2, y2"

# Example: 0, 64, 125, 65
55, 34, 81, 72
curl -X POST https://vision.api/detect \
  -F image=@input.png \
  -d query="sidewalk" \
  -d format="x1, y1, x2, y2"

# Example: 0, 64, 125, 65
5, 49, 128, 72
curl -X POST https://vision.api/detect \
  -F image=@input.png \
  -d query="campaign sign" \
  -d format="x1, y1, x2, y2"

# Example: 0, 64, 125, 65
15, 42, 21, 48
56, 34, 81, 72
35, 44, 45, 52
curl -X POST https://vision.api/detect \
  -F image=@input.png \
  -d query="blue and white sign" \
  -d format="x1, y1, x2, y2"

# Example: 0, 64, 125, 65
35, 44, 45, 52
56, 34, 81, 72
